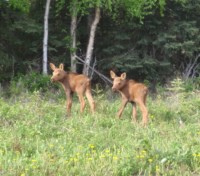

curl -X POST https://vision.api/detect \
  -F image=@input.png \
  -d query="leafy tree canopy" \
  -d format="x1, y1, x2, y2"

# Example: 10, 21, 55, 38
6, 0, 30, 12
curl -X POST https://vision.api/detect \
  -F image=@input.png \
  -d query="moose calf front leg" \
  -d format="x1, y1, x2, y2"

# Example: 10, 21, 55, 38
66, 92, 73, 116
117, 99, 128, 118
86, 89, 95, 114
66, 99, 72, 115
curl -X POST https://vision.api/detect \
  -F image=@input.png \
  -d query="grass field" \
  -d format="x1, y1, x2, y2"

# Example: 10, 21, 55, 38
0, 82, 200, 176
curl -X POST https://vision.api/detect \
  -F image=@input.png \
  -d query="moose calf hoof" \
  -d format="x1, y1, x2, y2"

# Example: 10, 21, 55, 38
142, 122, 148, 127
65, 113, 71, 118
117, 114, 122, 119
131, 120, 137, 124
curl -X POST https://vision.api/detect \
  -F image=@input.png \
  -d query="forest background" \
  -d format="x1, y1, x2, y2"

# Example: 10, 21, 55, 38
1, 0, 200, 90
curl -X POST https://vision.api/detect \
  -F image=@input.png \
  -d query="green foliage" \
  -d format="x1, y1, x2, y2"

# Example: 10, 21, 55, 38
184, 78, 200, 91
149, 78, 200, 123
0, 51, 14, 81
8, 0, 30, 12
10, 72, 59, 94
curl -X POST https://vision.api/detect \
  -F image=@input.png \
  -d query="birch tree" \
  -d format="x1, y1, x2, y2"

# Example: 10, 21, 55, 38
82, 0, 165, 77
83, 7, 100, 76
70, 14, 77, 72
58, 0, 167, 76
69, 2, 78, 72
43, 0, 51, 75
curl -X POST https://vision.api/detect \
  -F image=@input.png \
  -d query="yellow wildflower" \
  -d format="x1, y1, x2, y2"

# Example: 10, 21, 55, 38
150, 114, 154, 119
100, 154, 105, 158
89, 144, 95, 149
105, 149, 110, 153
32, 165, 37, 169
156, 165, 160, 172
148, 159, 153, 163
73, 158, 78, 162
113, 156, 118, 160
136, 155, 140, 159
49, 144, 54, 148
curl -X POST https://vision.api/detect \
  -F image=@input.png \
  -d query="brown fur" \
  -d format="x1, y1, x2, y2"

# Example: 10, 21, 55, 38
110, 70, 148, 125
50, 63, 95, 115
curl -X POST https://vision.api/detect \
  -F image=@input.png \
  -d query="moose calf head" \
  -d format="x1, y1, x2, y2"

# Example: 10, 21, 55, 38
110, 70, 127, 91
50, 63, 66, 82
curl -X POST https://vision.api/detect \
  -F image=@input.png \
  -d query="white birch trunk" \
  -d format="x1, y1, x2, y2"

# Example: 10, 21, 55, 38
83, 7, 100, 76
43, 0, 51, 75
70, 14, 77, 72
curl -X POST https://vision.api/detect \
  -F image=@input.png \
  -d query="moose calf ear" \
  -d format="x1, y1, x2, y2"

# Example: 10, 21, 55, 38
121, 72, 126, 80
59, 63, 64, 70
110, 70, 116, 79
50, 63, 56, 71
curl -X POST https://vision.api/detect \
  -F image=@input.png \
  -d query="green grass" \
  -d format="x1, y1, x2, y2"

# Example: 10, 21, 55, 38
0, 89, 200, 176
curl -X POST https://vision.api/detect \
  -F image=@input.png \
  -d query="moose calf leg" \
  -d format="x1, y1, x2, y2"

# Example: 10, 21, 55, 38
137, 101, 148, 126
86, 90, 95, 114
117, 100, 128, 118
66, 99, 72, 115
78, 94, 86, 113
132, 103, 137, 122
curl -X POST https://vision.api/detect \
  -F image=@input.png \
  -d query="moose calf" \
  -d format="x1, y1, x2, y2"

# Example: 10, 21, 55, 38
50, 63, 95, 115
110, 70, 148, 125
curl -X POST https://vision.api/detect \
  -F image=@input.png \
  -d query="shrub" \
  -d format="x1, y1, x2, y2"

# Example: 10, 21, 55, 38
10, 72, 59, 94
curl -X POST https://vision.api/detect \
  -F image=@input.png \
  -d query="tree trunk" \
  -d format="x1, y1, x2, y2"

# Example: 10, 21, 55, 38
70, 13, 77, 72
83, 7, 100, 76
43, 0, 51, 75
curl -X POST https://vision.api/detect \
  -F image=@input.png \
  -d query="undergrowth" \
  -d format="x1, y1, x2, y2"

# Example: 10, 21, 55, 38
0, 78, 200, 175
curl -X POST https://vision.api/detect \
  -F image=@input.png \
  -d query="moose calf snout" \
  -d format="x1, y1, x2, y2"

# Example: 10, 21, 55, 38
112, 87, 117, 92
51, 77, 55, 82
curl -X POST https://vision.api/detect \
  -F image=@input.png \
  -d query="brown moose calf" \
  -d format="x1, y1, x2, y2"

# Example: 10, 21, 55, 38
50, 63, 95, 115
110, 70, 148, 125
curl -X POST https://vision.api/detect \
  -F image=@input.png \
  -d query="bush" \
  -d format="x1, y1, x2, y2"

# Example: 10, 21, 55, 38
10, 72, 59, 94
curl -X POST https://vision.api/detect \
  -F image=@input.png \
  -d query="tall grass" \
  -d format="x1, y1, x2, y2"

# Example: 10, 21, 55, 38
0, 80, 200, 175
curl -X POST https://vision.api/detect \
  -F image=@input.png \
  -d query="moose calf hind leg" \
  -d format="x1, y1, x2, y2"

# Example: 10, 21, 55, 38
137, 101, 148, 126
78, 94, 86, 113
132, 103, 137, 122
66, 99, 72, 116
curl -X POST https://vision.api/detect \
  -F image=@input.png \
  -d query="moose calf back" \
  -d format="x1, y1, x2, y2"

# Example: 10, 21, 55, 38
128, 81, 148, 104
